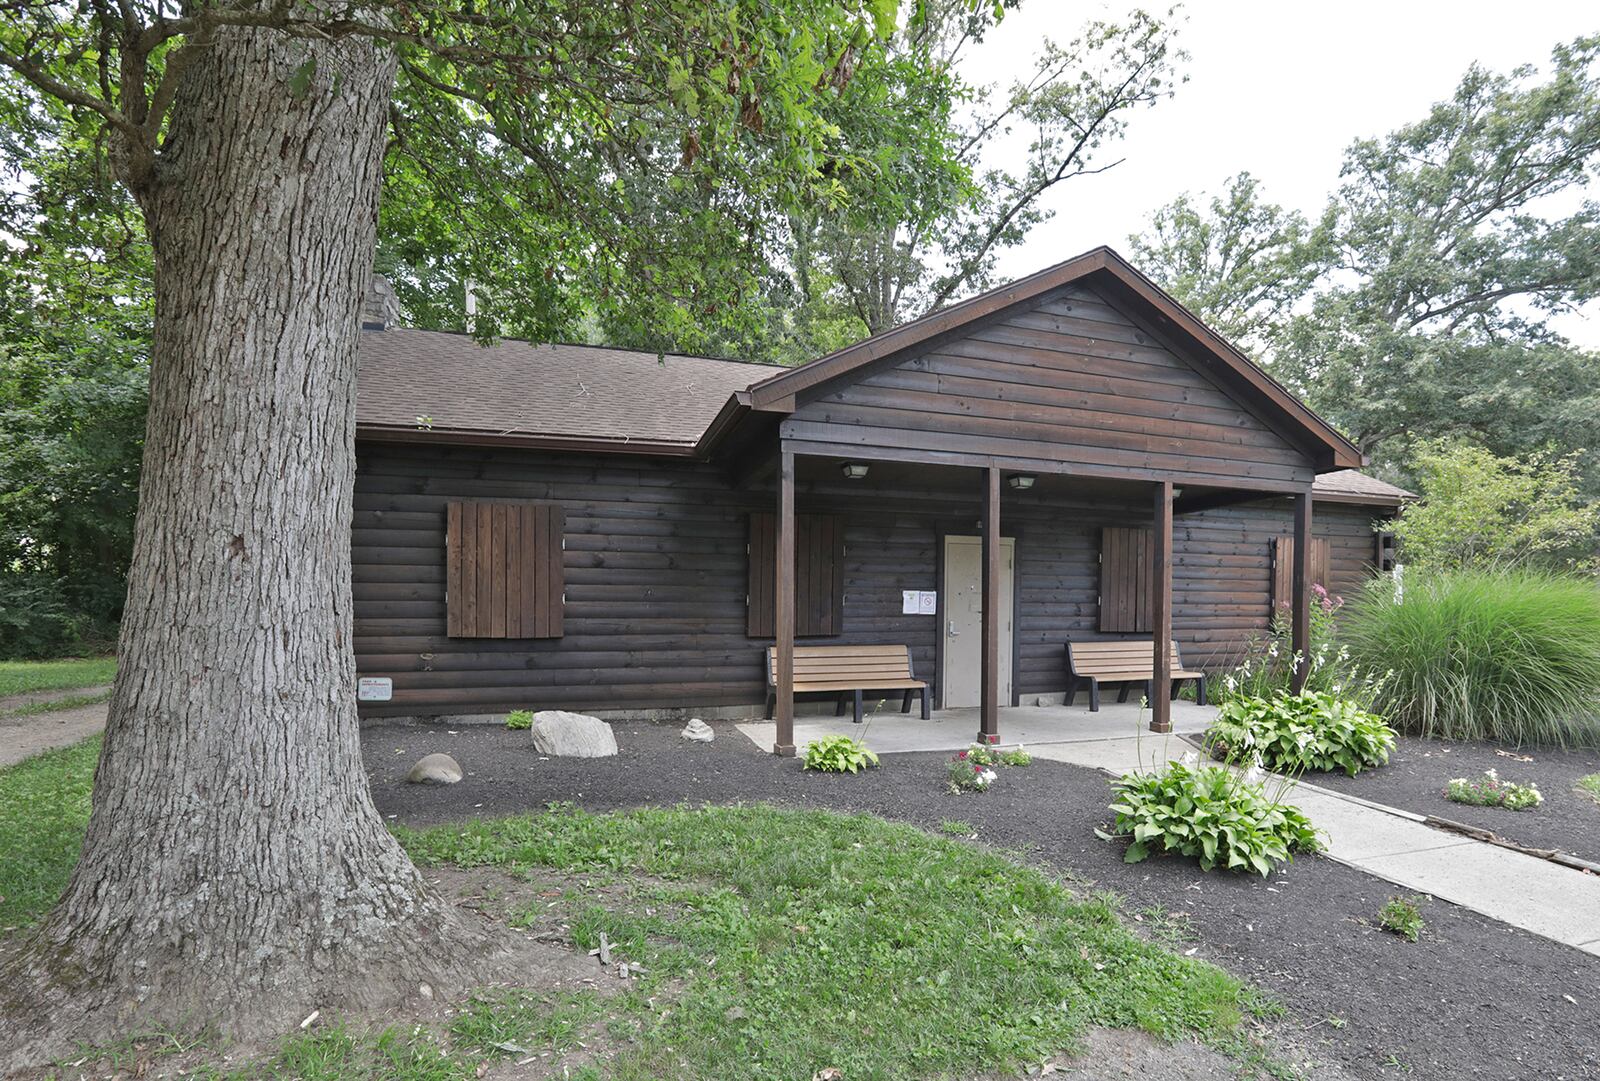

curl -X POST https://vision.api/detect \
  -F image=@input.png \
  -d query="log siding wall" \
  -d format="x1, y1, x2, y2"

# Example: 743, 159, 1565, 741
354, 444, 1389, 717
780, 283, 1317, 490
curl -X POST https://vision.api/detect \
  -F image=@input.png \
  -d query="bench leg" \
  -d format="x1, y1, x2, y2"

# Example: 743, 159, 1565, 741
1195, 675, 1208, 707
1065, 677, 1077, 707
1089, 680, 1100, 712
1170, 679, 1181, 702
1117, 683, 1131, 704
853, 688, 864, 724
835, 694, 848, 717
1144, 680, 1154, 706
901, 689, 913, 714
920, 685, 930, 720
765, 690, 774, 721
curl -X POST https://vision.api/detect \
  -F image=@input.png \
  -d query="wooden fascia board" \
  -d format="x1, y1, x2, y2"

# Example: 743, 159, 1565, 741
355, 424, 699, 457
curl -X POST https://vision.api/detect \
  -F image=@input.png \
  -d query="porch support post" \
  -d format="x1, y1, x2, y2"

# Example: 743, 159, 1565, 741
774, 448, 797, 756
1150, 480, 1174, 733
1290, 488, 1312, 693
979, 465, 1001, 744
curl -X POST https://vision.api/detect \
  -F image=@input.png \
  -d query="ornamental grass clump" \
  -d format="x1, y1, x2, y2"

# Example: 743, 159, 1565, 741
1207, 691, 1396, 777
1101, 755, 1321, 876
1446, 769, 1543, 811
1343, 569, 1600, 747
802, 734, 879, 774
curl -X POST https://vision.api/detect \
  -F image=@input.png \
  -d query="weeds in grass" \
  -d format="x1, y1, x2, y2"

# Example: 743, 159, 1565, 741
1576, 773, 1600, 805
939, 819, 975, 836
1377, 896, 1425, 942
504, 708, 533, 731
1446, 770, 1543, 811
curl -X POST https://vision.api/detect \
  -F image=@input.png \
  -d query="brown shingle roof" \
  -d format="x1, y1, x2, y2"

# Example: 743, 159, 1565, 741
356, 328, 772, 447
1312, 469, 1414, 504
356, 326, 1411, 506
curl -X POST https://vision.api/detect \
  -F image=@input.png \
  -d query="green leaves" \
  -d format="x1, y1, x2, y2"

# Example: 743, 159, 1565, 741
802, 734, 880, 773
1105, 759, 1322, 876
1207, 692, 1396, 778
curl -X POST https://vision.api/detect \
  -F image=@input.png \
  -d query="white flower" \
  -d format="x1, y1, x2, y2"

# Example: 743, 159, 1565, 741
1486, 767, 1498, 780
1180, 751, 1200, 768
1242, 764, 1265, 786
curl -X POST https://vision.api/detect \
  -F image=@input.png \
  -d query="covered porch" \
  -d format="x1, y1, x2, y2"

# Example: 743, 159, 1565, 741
737, 696, 1217, 756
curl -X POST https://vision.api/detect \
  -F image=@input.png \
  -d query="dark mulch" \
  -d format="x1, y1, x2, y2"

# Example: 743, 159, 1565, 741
365, 720, 1600, 1081
1306, 736, 1600, 867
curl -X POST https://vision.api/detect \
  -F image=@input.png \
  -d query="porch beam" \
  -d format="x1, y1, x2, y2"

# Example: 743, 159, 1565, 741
1290, 489, 1312, 693
980, 465, 1001, 744
774, 449, 797, 756
1150, 480, 1174, 733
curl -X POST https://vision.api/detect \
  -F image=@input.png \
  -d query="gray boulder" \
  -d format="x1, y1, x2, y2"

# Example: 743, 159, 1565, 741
681, 718, 714, 743
530, 710, 618, 757
406, 752, 463, 785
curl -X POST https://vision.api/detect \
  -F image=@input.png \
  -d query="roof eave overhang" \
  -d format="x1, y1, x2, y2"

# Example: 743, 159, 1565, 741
356, 423, 700, 457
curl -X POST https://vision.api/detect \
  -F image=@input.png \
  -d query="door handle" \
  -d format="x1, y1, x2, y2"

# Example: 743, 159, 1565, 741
948, 620, 959, 637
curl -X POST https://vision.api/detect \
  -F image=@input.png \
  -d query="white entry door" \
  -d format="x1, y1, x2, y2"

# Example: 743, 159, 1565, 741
941, 535, 1015, 708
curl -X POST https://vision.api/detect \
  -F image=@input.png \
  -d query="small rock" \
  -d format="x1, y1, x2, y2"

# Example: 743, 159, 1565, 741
406, 753, 462, 785
530, 710, 618, 757
681, 718, 714, 743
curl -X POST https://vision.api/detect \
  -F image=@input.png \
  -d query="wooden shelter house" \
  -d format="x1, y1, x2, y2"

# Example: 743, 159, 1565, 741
352, 247, 1409, 752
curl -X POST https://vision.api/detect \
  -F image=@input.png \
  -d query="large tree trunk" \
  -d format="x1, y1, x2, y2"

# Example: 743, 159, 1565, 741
2, 20, 499, 1061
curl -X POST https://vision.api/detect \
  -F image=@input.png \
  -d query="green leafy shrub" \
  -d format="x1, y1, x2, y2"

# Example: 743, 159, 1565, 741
505, 709, 534, 730
802, 734, 879, 774
946, 752, 998, 792
1377, 896, 1424, 942
1207, 691, 1396, 777
1101, 757, 1321, 876
1215, 585, 1390, 711
1446, 770, 1542, 811
962, 743, 1032, 768
1343, 569, 1600, 746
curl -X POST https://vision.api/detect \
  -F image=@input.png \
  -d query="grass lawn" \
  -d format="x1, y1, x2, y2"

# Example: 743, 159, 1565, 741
0, 737, 98, 931
0, 656, 116, 699
0, 743, 1281, 1079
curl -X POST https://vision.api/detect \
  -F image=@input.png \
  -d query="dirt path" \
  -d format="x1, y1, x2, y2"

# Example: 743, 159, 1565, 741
0, 700, 109, 767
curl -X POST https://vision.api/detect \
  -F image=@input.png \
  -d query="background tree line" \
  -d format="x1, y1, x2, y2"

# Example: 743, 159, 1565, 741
3, 15, 1598, 657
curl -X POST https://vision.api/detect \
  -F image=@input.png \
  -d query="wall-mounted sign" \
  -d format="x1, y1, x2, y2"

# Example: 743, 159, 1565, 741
902, 590, 938, 615
357, 676, 393, 702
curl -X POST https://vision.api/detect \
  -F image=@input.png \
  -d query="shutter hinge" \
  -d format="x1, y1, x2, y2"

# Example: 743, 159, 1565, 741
745, 593, 750, 607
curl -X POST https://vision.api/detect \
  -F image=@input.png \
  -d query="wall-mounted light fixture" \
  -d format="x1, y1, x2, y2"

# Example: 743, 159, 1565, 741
1006, 473, 1036, 491
841, 462, 870, 480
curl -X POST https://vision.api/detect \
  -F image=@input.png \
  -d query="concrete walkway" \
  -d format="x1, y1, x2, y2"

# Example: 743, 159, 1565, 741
736, 706, 1600, 958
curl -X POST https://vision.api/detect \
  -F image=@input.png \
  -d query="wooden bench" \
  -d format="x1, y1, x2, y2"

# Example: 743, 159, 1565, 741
1065, 640, 1207, 711
765, 644, 930, 724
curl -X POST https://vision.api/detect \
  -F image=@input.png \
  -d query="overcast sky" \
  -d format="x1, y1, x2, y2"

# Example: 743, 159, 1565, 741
962, 0, 1600, 346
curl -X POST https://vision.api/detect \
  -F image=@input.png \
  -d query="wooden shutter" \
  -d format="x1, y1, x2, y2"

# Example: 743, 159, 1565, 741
1099, 527, 1152, 633
1271, 536, 1332, 612
747, 512, 845, 638
447, 501, 564, 638
1375, 530, 1398, 572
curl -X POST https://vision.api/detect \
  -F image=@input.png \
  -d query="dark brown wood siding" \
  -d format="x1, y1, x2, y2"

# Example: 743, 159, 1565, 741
779, 282, 1317, 490
446, 501, 564, 638
1098, 526, 1152, 633
747, 512, 844, 637
354, 443, 1390, 716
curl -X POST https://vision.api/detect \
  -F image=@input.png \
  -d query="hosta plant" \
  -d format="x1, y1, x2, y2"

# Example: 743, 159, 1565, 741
802, 734, 880, 774
1102, 756, 1322, 876
1207, 691, 1396, 777
1446, 769, 1542, 810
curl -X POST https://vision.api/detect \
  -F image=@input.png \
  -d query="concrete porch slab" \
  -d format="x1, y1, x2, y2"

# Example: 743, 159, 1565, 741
733, 699, 1217, 755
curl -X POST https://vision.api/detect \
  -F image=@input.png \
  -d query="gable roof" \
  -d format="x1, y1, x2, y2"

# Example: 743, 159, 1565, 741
743, 246, 1364, 471
357, 328, 772, 452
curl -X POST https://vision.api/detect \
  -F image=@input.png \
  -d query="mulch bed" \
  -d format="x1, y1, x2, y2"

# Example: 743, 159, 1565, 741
365, 719, 1600, 1081
1306, 735, 1600, 867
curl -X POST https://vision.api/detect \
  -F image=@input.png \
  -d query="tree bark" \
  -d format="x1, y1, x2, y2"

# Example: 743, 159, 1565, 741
2, 20, 500, 1062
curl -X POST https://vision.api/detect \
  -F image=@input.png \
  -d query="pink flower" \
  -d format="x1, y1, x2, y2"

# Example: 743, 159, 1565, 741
957, 750, 968, 759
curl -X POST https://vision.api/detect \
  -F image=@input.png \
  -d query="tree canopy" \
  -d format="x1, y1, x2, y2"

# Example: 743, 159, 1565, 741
1131, 35, 1600, 495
